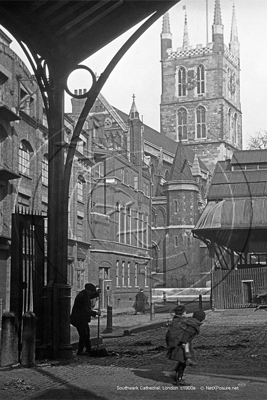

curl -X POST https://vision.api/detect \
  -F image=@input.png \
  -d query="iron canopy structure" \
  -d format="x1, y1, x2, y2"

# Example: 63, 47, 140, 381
0, 0, 180, 359
193, 151, 267, 270
0, 1, 177, 71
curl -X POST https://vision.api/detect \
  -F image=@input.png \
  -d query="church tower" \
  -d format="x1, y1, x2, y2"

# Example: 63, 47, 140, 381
160, 1, 242, 173
162, 138, 201, 287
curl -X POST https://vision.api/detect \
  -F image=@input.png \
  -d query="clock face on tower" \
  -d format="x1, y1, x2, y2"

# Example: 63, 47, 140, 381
104, 117, 112, 128
228, 74, 236, 94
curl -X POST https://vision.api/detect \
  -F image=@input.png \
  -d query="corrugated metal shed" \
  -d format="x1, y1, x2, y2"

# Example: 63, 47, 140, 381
193, 198, 267, 252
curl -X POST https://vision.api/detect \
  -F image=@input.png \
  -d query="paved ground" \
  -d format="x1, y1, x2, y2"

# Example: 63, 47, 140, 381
1, 307, 267, 400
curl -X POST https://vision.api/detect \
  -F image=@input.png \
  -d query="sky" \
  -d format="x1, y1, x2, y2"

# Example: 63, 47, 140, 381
4, 0, 267, 149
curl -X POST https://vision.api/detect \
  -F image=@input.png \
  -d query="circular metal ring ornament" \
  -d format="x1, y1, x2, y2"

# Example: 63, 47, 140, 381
65, 65, 96, 99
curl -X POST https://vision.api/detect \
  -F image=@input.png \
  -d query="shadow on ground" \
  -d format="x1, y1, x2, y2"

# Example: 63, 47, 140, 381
131, 367, 174, 385
30, 367, 108, 400
32, 389, 108, 400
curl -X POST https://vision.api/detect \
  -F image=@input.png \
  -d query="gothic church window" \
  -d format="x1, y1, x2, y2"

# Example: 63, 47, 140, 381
196, 106, 206, 139
177, 108, 187, 140
197, 65, 205, 94
177, 67, 186, 97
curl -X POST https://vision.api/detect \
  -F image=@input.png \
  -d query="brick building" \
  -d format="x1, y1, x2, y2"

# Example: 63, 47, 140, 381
0, 29, 95, 311
0, 0, 244, 311
68, 94, 151, 308
160, 0, 242, 174
115, 103, 211, 289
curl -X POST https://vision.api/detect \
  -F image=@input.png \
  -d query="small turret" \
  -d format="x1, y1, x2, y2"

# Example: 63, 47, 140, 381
229, 3, 239, 58
161, 12, 172, 60
129, 95, 142, 165
129, 94, 139, 120
212, 0, 224, 53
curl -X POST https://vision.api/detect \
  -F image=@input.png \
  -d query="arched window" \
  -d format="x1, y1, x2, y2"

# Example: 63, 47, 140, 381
197, 65, 205, 94
19, 140, 32, 175
42, 154, 48, 186
177, 108, 187, 140
196, 106, 206, 139
77, 175, 85, 202
177, 67, 186, 97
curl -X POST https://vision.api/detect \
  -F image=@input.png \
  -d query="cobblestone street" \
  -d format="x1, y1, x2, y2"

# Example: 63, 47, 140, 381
1, 308, 267, 399
79, 308, 267, 377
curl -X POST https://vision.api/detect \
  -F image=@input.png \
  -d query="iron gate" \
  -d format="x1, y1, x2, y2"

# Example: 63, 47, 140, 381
10, 208, 45, 348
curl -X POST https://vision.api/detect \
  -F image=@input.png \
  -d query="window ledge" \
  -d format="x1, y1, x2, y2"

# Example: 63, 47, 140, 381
19, 172, 32, 180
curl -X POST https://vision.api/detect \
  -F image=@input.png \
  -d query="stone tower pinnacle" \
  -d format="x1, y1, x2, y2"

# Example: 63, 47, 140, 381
182, 7, 189, 49
162, 12, 171, 35
213, 0, 222, 25
229, 2, 239, 57
161, 12, 172, 60
212, 0, 224, 52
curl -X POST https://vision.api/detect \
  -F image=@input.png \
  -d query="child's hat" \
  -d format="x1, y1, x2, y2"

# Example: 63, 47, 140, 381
174, 305, 186, 315
193, 309, 206, 321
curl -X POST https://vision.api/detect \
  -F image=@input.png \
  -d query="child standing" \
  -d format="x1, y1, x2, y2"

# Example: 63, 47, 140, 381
166, 307, 205, 386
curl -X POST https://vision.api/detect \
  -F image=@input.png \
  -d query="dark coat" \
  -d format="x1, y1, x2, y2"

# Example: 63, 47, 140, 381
166, 316, 202, 347
134, 291, 147, 312
166, 316, 202, 362
70, 289, 98, 327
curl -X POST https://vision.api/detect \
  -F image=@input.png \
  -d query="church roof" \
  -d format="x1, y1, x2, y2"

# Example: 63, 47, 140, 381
207, 150, 267, 201
191, 154, 202, 177
169, 139, 194, 181
114, 107, 210, 174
